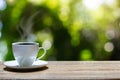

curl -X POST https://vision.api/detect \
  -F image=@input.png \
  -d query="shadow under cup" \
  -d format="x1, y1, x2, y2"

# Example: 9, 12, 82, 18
12, 42, 40, 67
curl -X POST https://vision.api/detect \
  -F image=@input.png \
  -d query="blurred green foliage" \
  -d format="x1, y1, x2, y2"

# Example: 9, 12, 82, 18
0, 0, 120, 61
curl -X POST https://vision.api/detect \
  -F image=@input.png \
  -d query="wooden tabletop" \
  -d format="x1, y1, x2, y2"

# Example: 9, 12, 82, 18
0, 61, 120, 80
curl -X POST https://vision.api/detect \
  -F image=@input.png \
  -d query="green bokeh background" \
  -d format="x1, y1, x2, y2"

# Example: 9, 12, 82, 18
0, 0, 120, 61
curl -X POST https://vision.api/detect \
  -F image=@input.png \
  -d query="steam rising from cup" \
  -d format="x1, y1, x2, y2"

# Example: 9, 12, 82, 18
17, 11, 41, 41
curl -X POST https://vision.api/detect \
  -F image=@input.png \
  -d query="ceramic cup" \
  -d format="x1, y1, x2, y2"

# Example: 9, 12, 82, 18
12, 42, 46, 67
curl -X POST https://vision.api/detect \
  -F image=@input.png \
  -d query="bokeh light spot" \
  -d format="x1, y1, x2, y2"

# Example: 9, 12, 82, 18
0, 41, 8, 61
0, 0, 6, 10
106, 29, 115, 40
104, 42, 114, 52
42, 40, 52, 50
83, 0, 103, 10
46, 0, 58, 9
80, 49, 92, 60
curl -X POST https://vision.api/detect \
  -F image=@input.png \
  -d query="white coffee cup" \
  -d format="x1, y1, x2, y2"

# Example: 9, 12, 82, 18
12, 42, 46, 67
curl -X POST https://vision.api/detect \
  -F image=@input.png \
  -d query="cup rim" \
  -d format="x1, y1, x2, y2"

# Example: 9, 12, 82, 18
12, 42, 39, 45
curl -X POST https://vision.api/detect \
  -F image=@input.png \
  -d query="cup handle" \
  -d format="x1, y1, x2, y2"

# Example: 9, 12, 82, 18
36, 47, 46, 60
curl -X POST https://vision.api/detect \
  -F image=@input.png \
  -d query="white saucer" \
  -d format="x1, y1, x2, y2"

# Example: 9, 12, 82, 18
3, 60, 48, 69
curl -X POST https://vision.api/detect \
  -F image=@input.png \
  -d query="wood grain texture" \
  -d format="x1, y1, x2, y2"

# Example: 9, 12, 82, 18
0, 61, 120, 79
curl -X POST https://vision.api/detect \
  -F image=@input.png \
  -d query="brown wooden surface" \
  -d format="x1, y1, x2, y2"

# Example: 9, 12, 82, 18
0, 61, 120, 79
